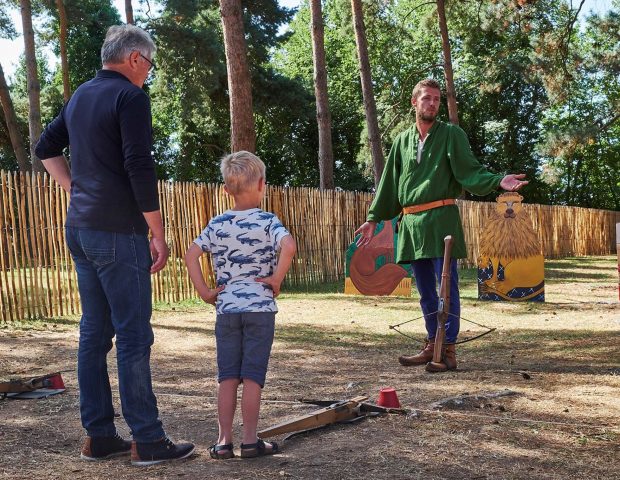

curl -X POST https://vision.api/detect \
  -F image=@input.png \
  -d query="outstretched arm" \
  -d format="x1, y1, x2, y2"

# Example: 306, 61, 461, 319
500, 174, 528, 191
354, 221, 377, 247
184, 243, 224, 305
256, 235, 297, 297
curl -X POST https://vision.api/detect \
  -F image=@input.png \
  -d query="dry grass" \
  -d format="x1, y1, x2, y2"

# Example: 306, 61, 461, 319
1, 256, 619, 480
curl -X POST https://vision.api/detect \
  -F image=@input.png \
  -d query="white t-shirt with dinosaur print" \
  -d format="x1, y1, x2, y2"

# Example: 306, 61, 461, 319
193, 208, 290, 314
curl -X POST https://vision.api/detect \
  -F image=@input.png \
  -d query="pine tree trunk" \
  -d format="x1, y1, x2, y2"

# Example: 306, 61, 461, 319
0, 62, 30, 171
20, 0, 44, 172
56, 0, 71, 102
437, 0, 459, 125
310, 0, 334, 190
125, 0, 134, 24
351, 0, 384, 186
219, 0, 256, 153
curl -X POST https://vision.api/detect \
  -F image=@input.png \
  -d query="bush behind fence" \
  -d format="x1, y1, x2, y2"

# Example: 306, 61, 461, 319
0, 171, 617, 322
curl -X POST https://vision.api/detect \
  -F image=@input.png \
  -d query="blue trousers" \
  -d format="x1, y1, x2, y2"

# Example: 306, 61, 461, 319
66, 227, 165, 442
412, 258, 460, 344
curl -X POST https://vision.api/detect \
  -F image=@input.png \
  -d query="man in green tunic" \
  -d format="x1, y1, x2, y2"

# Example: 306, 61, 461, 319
355, 79, 527, 372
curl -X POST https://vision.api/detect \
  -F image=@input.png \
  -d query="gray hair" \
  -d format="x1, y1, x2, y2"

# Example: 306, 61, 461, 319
101, 24, 156, 65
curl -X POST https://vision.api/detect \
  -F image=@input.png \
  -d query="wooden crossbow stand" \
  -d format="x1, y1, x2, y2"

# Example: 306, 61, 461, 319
258, 396, 407, 439
426, 235, 453, 373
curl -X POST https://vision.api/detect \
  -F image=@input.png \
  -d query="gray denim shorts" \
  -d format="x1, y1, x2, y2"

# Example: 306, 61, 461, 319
215, 312, 276, 388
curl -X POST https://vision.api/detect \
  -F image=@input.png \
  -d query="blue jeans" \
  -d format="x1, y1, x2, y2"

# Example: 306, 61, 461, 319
66, 227, 164, 442
412, 258, 460, 344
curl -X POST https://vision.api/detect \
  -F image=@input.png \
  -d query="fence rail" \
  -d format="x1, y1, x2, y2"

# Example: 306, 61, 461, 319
0, 171, 618, 322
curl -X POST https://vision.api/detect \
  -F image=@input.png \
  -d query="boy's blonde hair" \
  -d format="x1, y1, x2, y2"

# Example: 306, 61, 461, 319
220, 151, 266, 195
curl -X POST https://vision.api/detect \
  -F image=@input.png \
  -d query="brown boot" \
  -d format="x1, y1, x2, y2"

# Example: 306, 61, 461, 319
444, 344, 457, 370
398, 340, 434, 366
425, 344, 457, 373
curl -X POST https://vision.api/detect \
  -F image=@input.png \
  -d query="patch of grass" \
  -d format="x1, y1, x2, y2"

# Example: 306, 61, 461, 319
153, 297, 207, 311
0, 316, 79, 331
275, 322, 406, 350
283, 280, 344, 295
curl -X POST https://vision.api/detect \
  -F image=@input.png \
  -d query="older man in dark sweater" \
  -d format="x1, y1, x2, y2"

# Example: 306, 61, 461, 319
35, 24, 194, 466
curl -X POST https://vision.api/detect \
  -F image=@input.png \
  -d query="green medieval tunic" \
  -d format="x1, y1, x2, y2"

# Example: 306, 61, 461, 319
367, 120, 503, 263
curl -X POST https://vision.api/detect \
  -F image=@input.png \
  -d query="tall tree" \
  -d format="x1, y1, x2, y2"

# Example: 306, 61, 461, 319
0, 4, 28, 171
125, 0, 134, 24
0, 62, 29, 171
20, 0, 43, 172
219, 0, 256, 152
351, 0, 383, 185
56, 0, 70, 101
310, 0, 334, 189
436, 0, 458, 124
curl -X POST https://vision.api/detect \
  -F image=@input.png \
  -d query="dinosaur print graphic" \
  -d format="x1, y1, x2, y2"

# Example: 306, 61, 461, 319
231, 289, 260, 299
247, 300, 273, 309
215, 229, 231, 239
212, 245, 229, 256
236, 220, 260, 230
236, 233, 261, 246
227, 249, 256, 266
241, 267, 262, 277
211, 213, 236, 226
216, 271, 232, 286
194, 208, 290, 314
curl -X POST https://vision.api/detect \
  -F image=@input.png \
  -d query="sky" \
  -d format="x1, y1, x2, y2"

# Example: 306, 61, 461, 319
0, 0, 613, 82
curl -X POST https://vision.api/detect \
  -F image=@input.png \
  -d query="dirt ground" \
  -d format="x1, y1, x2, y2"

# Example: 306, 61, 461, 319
1, 257, 619, 480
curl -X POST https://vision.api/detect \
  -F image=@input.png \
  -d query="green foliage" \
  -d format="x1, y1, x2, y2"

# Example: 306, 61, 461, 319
39, 0, 120, 102
536, 6, 620, 209
147, 0, 228, 180
147, 0, 327, 187
0, 0, 616, 207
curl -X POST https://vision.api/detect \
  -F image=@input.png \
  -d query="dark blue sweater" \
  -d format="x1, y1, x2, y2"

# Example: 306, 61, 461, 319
35, 70, 159, 235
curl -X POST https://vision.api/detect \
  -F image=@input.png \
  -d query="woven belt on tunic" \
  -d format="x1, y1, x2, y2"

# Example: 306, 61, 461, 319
402, 199, 456, 215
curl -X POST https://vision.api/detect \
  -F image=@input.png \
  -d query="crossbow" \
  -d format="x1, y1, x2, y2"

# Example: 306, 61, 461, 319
389, 312, 496, 345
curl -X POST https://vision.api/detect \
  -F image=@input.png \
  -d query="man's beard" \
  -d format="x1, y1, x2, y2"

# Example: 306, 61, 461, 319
418, 110, 437, 122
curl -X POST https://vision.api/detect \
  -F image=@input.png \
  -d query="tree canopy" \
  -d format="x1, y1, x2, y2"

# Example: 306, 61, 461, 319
0, 0, 617, 209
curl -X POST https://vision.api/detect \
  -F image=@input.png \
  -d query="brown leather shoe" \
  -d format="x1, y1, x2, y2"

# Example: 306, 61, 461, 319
80, 433, 131, 461
425, 344, 457, 373
398, 340, 434, 366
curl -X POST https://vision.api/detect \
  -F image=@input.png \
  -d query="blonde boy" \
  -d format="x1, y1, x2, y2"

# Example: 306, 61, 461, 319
185, 151, 296, 459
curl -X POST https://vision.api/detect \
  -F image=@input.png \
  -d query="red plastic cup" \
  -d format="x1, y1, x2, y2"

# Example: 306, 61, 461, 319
377, 387, 400, 408
47, 374, 65, 390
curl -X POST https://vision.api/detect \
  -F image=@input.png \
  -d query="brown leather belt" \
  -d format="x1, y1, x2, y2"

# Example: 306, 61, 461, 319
402, 199, 456, 215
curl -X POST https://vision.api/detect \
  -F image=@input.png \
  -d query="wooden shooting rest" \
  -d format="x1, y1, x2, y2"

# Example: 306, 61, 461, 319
258, 395, 407, 438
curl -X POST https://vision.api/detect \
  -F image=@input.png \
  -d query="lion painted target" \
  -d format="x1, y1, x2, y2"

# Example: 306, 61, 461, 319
477, 193, 545, 302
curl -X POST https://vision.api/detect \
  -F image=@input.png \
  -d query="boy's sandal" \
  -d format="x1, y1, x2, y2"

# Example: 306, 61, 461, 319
209, 443, 235, 460
239, 439, 279, 458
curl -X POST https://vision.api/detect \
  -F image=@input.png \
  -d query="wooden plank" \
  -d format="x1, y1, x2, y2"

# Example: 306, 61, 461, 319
7, 173, 25, 319
257, 396, 368, 438
0, 171, 13, 322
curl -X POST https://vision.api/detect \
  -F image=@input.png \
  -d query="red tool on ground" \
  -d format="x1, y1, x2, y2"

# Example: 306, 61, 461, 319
0, 372, 65, 399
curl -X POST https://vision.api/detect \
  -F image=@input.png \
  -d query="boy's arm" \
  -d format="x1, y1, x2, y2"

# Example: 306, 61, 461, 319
256, 235, 296, 297
184, 243, 223, 305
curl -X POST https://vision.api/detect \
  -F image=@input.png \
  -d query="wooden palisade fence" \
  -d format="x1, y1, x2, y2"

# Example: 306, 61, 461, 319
0, 170, 618, 322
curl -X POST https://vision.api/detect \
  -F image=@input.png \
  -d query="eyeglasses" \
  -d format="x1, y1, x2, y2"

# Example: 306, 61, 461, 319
139, 53, 156, 72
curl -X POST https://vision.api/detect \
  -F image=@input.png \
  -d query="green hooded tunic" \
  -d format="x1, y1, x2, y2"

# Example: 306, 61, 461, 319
367, 120, 503, 262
